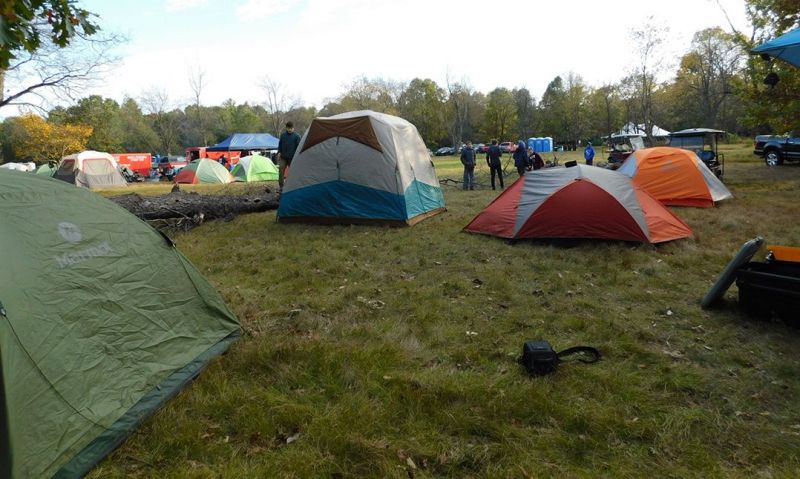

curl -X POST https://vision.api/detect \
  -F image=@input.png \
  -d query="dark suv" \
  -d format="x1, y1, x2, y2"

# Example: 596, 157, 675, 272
754, 135, 800, 166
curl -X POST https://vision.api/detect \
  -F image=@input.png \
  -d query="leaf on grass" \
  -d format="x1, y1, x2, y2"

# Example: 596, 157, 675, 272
286, 432, 301, 444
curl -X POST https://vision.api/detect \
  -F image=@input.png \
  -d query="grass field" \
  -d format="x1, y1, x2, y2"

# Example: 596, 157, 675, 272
92, 145, 800, 478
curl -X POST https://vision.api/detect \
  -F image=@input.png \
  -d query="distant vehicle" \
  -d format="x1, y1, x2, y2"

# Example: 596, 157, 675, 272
473, 143, 486, 153
499, 142, 518, 153
434, 147, 455, 156
669, 128, 726, 178
753, 134, 800, 166
112, 153, 152, 176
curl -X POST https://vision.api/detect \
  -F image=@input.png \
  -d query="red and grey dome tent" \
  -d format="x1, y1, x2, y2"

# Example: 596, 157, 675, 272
465, 165, 693, 243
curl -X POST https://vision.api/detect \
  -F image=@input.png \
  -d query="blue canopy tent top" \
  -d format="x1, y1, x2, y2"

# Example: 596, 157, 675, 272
752, 27, 800, 68
206, 133, 280, 152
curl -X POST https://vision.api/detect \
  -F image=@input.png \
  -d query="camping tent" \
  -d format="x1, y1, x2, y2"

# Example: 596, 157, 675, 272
231, 154, 279, 182
464, 164, 693, 243
53, 151, 128, 189
35, 163, 57, 177
174, 158, 234, 184
618, 147, 733, 207
277, 110, 445, 226
606, 122, 671, 139
0, 169, 240, 478
206, 133, 279, 152
0, 162, 35, 172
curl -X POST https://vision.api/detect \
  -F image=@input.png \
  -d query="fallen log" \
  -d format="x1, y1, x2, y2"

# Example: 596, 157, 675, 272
109, 189, 279, 230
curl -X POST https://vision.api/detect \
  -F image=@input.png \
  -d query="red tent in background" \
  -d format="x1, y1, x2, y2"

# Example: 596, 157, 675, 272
465, 165, 693, 243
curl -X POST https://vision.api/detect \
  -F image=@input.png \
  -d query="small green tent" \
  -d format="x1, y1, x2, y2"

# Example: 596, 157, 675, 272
174, 158, 233, 184
35, 163, 56, 177
231, 154, 279, 182
0, 169, 240, 478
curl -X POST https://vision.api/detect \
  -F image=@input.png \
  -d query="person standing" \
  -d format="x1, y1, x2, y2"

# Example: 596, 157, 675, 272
460, 140, 476, 190
277, 121, 301, 190
485, 139, 504, 190
513, 140, 529, 177
584, 142, 595, 166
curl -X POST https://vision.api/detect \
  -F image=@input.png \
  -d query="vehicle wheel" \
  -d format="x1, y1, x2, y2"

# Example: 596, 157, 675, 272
765, 150, 783, 166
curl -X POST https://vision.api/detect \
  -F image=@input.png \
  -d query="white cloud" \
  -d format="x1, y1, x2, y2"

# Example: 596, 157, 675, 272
236, 0, 304, 22
165, 0, 208, 12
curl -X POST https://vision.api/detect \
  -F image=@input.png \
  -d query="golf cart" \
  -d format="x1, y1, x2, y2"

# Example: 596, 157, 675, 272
669, 128, 726, 179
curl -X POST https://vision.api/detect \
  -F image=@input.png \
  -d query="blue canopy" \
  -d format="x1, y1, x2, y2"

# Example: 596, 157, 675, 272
206, 133, 279, 151
752, 27, 800, 68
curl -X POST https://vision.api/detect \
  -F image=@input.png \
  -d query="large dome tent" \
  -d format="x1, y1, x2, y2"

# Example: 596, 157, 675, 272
0, 169, 240, 478
277, 110, 445, 226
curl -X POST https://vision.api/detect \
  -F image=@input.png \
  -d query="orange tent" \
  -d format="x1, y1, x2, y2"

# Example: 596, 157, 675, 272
618, 147, 732, 207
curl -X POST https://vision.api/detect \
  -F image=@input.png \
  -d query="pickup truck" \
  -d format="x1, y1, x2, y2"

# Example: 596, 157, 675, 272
754, 135, 800, 166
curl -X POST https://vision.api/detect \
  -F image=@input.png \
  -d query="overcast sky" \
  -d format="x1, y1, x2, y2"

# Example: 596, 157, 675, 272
62, 0, 753, 113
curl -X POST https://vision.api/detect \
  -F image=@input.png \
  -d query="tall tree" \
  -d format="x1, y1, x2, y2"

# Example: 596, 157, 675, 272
539, 76, 566, 139
117, 97, 159, 152
627, 20, 668, 144
140, 88, 182, 155
674, 28, 744, 128
260, 76, 300, 135
483, 88, 517, 141
445, 74, 472, 148
398, 78, 446, 147
512, 88, 536, 141
52, 95, 122, 151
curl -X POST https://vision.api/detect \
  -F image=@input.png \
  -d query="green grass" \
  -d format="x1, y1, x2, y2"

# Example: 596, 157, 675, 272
91, 145, 800, 478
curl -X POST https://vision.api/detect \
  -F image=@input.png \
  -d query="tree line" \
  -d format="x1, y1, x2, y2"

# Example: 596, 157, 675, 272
0, 1, 797, 163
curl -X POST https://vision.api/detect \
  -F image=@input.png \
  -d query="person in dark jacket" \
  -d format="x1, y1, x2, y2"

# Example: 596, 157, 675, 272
529, 148, 545, 170
513, 140, 529, 177
460, 140, 476, 190
485, 139, 504, 190
584, 142, 595, 166
277, 121, 301, 190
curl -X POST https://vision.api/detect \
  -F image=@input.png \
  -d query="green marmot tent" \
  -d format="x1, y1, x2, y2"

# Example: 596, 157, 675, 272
0, 170, 240, 478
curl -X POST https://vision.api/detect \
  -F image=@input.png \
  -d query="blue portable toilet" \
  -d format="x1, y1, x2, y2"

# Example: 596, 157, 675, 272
527, 138, 537, 151
543, 137, 553, 152
536, 138, 545, 153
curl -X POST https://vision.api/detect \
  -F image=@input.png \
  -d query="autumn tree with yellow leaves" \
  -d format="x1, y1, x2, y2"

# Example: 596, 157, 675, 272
11, 114, 92, 163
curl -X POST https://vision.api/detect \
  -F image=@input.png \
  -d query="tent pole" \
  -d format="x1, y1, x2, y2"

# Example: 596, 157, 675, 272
0, 350, 11, 479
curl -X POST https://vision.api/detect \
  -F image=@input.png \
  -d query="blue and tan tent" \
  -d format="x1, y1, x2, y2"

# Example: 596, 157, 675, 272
277, 110, 445, 226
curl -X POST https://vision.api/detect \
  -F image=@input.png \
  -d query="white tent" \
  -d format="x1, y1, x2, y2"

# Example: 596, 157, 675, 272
607, 122, 671, 139
53, 151, 127, 189
277, 110, 445, 225
0, 162, 35, 172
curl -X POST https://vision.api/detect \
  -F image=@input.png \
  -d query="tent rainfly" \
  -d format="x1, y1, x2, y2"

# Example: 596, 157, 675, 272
0, 169, 240, 478
464, 164, 693, 243
277, 110, 446, 226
